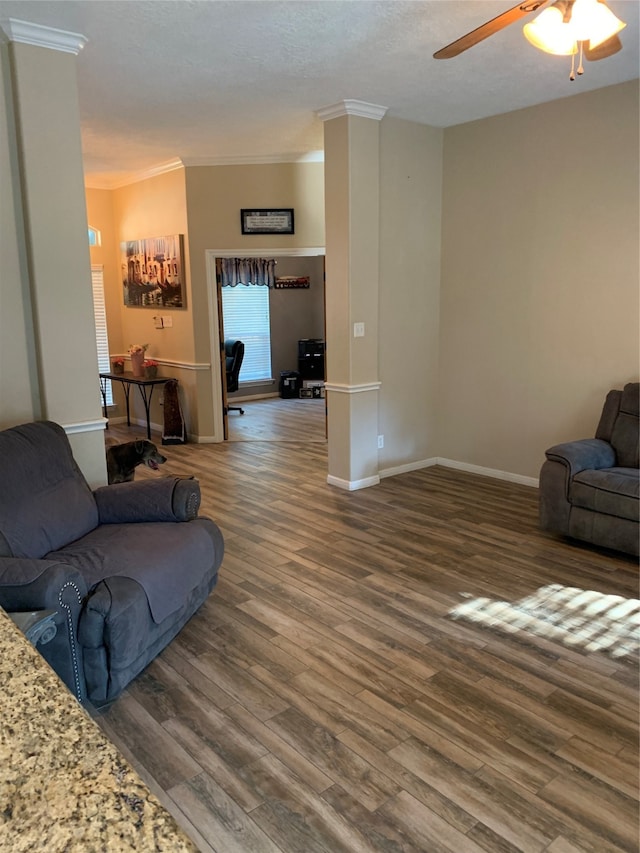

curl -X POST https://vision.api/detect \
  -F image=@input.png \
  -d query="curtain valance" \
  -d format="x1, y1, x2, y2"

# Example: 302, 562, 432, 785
220, 257, 276, 287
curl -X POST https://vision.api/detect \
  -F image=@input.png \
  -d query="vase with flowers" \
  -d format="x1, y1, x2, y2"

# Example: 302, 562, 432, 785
143, 359, 159, 379
111, 357, 125, 375
128, 343, 149, 378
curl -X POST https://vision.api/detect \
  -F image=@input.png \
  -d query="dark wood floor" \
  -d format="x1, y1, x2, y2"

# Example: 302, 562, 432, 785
97, 412, 639, 853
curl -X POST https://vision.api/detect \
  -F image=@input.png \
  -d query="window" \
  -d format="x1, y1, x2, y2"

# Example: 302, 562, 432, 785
91, 266, 113, 405
221, 285, 272, 382
88, 226, 101, 247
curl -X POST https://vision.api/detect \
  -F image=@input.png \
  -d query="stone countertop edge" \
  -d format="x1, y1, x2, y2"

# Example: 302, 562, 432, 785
0, 606, 197, 852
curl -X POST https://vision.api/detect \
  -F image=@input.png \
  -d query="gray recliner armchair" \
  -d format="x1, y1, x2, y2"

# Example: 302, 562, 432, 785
539, 382, 639, 556
0, 421, 224, 706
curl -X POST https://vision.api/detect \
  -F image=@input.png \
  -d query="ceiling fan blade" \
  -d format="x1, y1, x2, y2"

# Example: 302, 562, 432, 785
433, 1, 547, 59
584, 33, 622, 60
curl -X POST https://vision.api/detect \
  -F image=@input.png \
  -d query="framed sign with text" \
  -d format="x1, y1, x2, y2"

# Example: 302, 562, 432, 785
241, 208, 294, 235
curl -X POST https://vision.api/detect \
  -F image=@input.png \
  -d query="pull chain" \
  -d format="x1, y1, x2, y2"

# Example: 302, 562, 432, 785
577, 41, 584, 75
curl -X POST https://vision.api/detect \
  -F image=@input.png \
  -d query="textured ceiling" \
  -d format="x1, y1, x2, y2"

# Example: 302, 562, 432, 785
1, 0, 638, 187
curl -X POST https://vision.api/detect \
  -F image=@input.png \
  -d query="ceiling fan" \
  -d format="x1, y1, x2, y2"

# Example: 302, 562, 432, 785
433, 0, 626, 79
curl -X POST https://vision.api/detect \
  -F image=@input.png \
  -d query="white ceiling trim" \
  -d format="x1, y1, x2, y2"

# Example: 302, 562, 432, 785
316, 100, 388, 122
86, 158, 185, 190
182, 151, 325, 167
0, 18, 87, 54
85, 151, 327, 191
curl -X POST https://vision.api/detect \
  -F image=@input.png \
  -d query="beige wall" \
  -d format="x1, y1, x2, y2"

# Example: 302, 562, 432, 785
0, 44, 39, 425
438, 80, 640, 480
98, 169, 195, 435
86, 188, 121, 355
378, 117, 444, 471
184, 162, 325, 437
1, 39, 106, 486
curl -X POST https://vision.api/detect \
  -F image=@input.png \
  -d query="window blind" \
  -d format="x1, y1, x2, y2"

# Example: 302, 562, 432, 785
221, 285, 272, 382
91, 266, 113, 405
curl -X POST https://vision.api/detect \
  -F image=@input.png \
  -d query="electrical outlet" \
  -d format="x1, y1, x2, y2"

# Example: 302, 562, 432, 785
353, 322, 365, 338
377, 434, 384, 449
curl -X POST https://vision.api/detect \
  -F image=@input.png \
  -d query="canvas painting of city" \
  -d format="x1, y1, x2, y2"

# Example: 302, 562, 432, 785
121, 234, 185, 308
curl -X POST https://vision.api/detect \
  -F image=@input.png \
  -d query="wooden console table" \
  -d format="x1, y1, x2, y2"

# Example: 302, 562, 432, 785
100, 372, 175, 440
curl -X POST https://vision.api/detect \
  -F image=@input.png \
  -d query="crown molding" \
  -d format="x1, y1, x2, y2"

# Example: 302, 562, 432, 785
84, 150, 326, 190
0, 18, 87, 54
316, 100, 388, 122
182, 150, 324, 167
85, 158, 185, 190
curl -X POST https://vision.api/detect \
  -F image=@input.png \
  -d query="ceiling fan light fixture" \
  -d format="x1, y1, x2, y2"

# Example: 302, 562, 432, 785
523, 0, 626, 56
570, 0, 626, 48
523, 4, 577, 55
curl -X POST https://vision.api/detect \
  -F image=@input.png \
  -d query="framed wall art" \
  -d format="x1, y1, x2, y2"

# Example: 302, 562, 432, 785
241, 209, 294, 235
121, 234, 185, 308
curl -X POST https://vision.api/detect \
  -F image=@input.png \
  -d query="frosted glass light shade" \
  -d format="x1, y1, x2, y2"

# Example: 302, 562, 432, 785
524, 0, 626, 56
570, 0, 626, 47
523, 6, 577, 55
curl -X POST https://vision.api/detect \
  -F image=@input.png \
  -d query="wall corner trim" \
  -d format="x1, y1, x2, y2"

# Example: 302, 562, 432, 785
62, 418, 107, 435
324, 381, 381, 394
0, 18, 87, 54
327, 474, 381, 491
316, 100, 388, 122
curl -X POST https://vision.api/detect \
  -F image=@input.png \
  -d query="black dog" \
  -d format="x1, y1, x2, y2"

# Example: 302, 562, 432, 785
106, 440, 167, 485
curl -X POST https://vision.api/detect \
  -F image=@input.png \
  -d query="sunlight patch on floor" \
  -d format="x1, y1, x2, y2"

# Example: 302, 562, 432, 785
449, 584, 640, 659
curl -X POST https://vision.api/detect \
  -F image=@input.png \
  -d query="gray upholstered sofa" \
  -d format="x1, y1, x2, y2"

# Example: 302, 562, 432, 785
0, 420, 224, 706
539, 382, 639, 556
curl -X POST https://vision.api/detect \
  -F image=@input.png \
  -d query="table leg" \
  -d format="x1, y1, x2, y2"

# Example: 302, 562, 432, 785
136, 385, 156, 440
99, 377, 108, 427
122, 384, 132, 426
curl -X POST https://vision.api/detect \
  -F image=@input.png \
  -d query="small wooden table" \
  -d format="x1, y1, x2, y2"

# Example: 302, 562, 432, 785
100, 371, 174, 440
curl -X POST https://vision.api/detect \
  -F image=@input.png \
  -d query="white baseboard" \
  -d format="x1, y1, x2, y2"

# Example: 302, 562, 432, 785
327, 473, 381, 491
436, 457, 539, 488
380, 455, 538, 488
379, 457, 438, 479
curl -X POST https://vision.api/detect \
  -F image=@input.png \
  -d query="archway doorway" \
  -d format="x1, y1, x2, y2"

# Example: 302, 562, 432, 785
206, 248, 326, 443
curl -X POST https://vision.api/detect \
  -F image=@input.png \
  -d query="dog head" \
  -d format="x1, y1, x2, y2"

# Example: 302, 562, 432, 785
106, 439, 168, 484
134, 440, 167, 471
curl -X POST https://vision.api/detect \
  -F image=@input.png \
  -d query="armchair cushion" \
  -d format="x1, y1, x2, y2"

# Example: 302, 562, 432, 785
610, 383, 640, 468
0, 421, 98, 558
46, 518, 216, 624
571, 468, 640, 522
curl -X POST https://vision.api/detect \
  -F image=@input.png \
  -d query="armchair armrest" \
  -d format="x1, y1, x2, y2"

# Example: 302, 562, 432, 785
0, 559, 89, 702
0, 558, 88, 610
93, 477, 201, 524
545, 438, 616, 478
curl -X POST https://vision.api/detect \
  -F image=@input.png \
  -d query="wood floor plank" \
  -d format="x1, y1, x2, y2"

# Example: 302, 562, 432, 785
169, 771, 281, 853
264, 707, 401, 811
95, 413, 639, 853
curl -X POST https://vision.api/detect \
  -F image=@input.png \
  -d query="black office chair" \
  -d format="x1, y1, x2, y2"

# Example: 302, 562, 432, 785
225, 339, 245, 415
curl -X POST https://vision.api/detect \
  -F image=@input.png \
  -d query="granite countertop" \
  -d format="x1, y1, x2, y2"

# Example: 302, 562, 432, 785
0, 607, 197, 852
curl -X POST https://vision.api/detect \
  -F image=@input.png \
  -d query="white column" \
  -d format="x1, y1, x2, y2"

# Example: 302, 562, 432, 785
317, 100, 387, 490
0, 19, 107, 485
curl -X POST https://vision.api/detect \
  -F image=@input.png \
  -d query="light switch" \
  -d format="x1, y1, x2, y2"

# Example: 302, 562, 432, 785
153, 316, 164, 329
354, 322, 365, 338
162, 315, 173, 328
